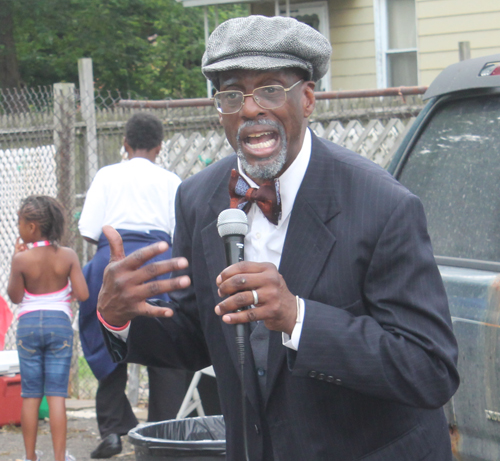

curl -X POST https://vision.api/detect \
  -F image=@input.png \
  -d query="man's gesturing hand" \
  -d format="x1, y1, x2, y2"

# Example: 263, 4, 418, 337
97, 226, 191, 327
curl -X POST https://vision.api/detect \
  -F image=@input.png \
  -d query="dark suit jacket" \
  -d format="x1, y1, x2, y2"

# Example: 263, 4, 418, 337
106, 131, 459, 460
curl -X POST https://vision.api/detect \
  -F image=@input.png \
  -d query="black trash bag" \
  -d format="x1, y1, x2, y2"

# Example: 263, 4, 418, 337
128, 415, 226, 460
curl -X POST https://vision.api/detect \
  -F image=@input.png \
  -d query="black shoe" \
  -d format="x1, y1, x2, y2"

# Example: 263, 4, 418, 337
90, 433, 122, 459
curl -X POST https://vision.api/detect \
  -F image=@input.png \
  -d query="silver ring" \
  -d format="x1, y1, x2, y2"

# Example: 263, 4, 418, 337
252, 289, 259, 306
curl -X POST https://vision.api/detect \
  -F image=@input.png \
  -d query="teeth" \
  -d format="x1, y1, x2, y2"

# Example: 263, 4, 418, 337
248, 132, 272, 138
245, 139, 276, 149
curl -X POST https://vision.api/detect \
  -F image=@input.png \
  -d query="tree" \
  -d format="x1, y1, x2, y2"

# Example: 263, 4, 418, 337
0, 0, 21, 89
3, 0, 248, 98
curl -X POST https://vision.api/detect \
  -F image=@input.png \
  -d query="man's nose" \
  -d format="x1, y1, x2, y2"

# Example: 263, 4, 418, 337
240, 93, 265, 118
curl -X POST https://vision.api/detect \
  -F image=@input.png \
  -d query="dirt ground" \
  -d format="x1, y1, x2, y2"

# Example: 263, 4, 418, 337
0, 400, 143, 461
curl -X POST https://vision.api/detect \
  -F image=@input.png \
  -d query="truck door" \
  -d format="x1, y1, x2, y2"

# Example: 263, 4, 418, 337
395, 92, 500, 460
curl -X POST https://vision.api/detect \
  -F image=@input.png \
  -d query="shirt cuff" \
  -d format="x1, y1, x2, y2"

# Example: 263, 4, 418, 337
282, 297, 305, 351
97, 310, 130, 342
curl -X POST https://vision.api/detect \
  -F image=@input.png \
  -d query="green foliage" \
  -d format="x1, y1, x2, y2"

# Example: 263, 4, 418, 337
12, 0, 249, 98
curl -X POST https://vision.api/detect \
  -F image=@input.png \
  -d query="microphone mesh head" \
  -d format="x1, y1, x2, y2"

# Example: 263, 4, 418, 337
217, 209, 248, 237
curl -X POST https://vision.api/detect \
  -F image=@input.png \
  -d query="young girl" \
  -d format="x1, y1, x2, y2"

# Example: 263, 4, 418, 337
7, 196, 89, 461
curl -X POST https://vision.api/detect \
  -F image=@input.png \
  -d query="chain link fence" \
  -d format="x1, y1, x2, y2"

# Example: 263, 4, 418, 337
0, 83, 426, 403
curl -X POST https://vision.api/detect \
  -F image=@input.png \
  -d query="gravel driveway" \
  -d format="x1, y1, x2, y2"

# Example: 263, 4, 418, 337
0, 400, 142, 461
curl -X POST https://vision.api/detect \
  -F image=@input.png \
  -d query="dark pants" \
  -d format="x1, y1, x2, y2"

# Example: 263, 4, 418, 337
95, 363, 190, 437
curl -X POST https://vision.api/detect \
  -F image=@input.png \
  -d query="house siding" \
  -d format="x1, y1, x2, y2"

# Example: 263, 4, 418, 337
330, 0, 377, 90
417, 0, 500, 86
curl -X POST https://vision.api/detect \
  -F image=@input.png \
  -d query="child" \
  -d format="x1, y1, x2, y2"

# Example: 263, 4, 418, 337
7, 196, 89, 461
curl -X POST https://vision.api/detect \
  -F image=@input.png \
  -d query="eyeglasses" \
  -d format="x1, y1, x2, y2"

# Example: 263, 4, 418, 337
213, 80, 303, 115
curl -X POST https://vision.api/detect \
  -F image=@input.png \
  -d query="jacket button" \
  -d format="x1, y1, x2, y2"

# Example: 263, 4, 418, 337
254, 424, 260, 434
308, 370, 317, 378
335, 378, 342, 385
326, 376, 334, 383
317, 373, 325, 380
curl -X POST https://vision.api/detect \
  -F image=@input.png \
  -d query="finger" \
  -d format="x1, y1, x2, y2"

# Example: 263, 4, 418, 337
128, 257, 190, 286
128, 274, 192, 301
124, 242, 172, 271
215, 289, 257, 315
216, 261, 266, 286
103, 226, 126, 262
217, 270, 270, 299
136, 301, 176, 319
217, 305, 260, 325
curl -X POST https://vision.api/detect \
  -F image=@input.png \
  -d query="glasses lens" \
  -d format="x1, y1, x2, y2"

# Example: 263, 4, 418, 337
253, 86, 286, 109
216, 91, 243, 113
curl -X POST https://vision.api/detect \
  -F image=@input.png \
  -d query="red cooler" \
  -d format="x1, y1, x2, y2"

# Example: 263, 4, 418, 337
0, 374, 22, 426
0, 350, 22, 427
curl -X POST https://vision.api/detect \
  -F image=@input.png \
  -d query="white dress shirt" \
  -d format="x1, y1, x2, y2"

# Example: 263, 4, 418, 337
78, 157, 181, 241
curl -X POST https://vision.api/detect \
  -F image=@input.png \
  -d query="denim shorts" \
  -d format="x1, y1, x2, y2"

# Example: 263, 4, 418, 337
16, 310, 74, 398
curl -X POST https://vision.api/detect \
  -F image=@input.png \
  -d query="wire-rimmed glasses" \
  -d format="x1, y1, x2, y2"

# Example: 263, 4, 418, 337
213, 80, 303, 115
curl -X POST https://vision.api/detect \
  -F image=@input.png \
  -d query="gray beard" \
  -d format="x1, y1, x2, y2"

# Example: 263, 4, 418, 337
236, 120, 287, 181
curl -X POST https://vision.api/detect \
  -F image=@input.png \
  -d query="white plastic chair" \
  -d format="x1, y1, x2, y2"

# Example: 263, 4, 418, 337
176, 366, 215, 419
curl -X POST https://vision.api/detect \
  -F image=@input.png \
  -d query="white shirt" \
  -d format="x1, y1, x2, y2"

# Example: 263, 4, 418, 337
107, 129, 312, 349
239, 128, 311, 350
78, 157, 181, 241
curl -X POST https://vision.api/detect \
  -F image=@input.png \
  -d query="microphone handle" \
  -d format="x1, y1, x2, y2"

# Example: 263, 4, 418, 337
223, 234, 245, 266
223, 234, 249, 314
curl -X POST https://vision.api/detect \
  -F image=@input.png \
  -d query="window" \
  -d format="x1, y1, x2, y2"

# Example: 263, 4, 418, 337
374, 0, 418, 87
397, 95, 500, 262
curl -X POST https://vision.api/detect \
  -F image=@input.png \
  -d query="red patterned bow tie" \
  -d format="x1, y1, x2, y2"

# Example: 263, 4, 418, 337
228, 169, 282, 225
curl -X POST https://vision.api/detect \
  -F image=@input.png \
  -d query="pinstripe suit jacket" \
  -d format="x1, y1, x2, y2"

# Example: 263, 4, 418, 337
112, 131, 459, 460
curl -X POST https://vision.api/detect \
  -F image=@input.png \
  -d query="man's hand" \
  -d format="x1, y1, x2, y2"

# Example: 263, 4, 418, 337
215, 261, 297, 335
97, 226, 191, 327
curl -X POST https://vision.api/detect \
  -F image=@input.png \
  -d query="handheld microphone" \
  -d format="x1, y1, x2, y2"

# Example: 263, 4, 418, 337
217, 208, 251, 461
217, 208, 249, 340
217, 208, 248, 267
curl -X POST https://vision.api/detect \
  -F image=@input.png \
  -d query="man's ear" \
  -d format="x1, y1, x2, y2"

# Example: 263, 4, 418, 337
303, 81, 316, 118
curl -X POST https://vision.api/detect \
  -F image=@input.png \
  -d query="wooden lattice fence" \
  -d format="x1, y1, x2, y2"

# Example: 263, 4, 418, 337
158, 117, 414, 182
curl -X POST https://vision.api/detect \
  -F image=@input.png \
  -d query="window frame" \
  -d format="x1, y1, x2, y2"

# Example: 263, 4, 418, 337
373, 0, 419, 88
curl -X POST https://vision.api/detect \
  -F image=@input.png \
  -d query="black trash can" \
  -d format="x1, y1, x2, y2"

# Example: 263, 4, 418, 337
128, 415, 226, 461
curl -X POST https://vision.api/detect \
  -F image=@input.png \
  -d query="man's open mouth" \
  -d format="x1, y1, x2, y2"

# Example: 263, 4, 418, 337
243, 131, 279, 151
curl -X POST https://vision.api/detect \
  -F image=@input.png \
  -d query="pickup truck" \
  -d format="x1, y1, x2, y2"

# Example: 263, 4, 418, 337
388, 53, 500, 461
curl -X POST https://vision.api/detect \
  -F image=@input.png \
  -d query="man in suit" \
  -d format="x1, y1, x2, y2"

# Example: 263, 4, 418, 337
97, 15, 459, 460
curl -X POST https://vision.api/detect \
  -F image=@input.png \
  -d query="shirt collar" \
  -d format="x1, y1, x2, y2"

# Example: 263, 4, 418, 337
128, 157, 154, 164
237, 128, 312, 226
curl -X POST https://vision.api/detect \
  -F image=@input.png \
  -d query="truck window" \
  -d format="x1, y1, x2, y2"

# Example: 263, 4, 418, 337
398, 94, 500, 263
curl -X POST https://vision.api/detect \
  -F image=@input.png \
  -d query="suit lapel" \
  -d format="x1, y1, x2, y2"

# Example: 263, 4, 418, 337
265, 134, 341, 402
201, 157, 261, 412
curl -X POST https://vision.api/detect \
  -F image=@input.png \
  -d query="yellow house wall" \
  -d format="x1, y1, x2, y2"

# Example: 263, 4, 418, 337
417, 0, 500, 86
329, 0, 377, 90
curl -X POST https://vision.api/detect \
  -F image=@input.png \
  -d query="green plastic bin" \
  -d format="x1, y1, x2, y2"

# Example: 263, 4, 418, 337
39, 396, 49, 419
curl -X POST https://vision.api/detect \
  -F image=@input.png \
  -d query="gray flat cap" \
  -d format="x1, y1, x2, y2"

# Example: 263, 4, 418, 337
202, 15, 332, 87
